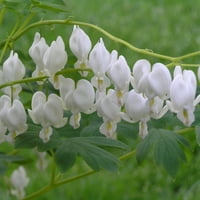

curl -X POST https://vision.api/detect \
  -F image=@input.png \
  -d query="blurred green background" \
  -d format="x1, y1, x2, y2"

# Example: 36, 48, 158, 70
1, 0, 200, 199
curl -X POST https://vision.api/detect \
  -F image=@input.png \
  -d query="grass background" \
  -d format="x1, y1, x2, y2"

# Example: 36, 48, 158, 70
1, 0, 200, 199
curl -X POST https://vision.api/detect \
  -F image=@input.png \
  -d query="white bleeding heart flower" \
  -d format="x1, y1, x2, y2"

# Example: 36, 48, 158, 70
60, 78, 95, 129
89, 38, 111, 92
69, 25, 92, 76
43, 36, 67, 76
132, 59, 171, 99
96, 89, 121, 138
107, 55, 131, 105
0, 95, 27, 142
10, 166, 29, 199
29, 33, 67, 88
122, 89, 167, 138
28, 91, 67, 143
0, 51, 26, 98
122, 90, 150, 138
122, 90, 150, 122
167, 66, 200, 126
29, 32, 49, 72
131, 59, 151, 90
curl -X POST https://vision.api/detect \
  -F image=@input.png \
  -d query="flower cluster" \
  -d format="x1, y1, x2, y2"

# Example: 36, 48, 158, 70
0, 26, 200, 143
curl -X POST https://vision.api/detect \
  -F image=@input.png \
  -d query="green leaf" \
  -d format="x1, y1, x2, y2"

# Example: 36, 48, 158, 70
55, 143, 77, 173
154, 129, 186, 176
136, 130, 157, 163
79, 142, 118, 171
55, 137, 127, 172
195, 126, 200, 146
117, 121, 138, 140
175, 133, 191, 149
136, 129, 187, 176
78, 137, 129, 150
80, 117, 102, 137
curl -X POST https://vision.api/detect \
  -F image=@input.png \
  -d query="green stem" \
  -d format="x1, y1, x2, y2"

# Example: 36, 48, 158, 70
0, 19, 173, 61
175, 127, 194, 134
0, 68, 92, 90
1, 19, 200, 63
0, 76, 48, 90
68, 21, 174, 61
166, 62, 200, 68
176, 51, 200, 61
23, 184, 54, 200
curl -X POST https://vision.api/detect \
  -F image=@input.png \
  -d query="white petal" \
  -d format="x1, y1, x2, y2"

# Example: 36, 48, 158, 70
39, 126, 53, 143
91, 74, 110, 91
29, 32, 48, 69
73, 79, 95, 112
97, 93, 121, 121
148, 63, 171, 98
99, 120, 117, 138
3, 51, 25, 81
44, 94, 67, 128
108, 55, 131, 90
43, 36, 67, 75
139, 121, 148, 138
177, 108, 194, 127
11, 166, 29, 190
132, 59, 151, 89
173, 65, 182, 77
6, 99, 27, 134
69, 25, 92, 61
69, 113, 81, 129
170, 75, 194, 110
59, 77, 75, 103
125, 90, 150, 121
28, 92, 46, 125
89, 38, 111, 75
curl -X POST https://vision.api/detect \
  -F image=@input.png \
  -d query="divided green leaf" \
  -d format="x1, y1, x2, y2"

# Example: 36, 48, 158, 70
136, 129, 189, 176
55, 137, 129, 173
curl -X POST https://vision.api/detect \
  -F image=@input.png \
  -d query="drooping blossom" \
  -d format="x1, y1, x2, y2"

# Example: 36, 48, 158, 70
167, 66, 200, 126
0, 51, 25, 98
89, 38, 111, 92
29, 33, 68, 88
59, 78, 95, 129
28, 91, 67, 142
122, 89, 168, 138
10, 166, 29, 199
107, 55, 131, 105
96, 89, 121, 138
69, 25, 92, 76
132, 59, 171, 99
0, 95, 27, 142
